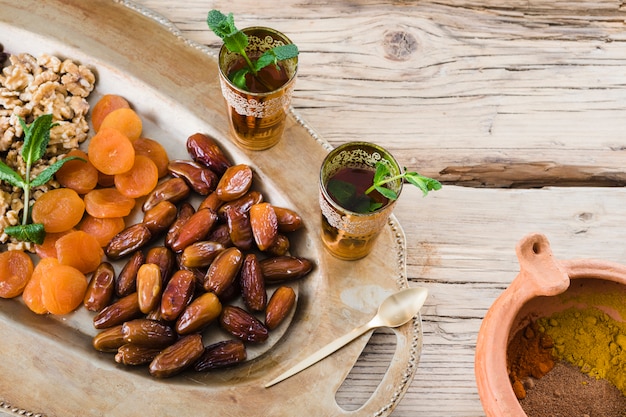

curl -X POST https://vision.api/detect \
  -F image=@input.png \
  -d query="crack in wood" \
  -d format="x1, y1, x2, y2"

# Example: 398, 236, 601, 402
439, 162, 626, 188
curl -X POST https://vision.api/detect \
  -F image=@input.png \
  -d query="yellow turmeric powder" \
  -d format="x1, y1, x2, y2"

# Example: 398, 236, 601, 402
538, 306, 626, 395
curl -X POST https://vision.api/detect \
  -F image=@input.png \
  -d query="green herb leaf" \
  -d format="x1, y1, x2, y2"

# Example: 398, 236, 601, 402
4, 223, 45, 245
229, 68, 250, 90
30, 156, 84, 188
374, 184, 398, 200
365, 161, 442, 200
207, 10, 299, 90
0, 160, 26, 189
207, 10, 249, 62
20, 114, 56, 164
327, 179, 356, 208
404, 171, 442, 196
254, 44, 299, 73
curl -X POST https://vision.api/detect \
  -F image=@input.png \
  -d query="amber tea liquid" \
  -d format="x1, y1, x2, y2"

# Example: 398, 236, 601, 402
221, 47, 297, 150
321, 166, 394, 260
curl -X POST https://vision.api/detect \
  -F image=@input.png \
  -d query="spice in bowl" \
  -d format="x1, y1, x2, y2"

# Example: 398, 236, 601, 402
507, 297, 626, 417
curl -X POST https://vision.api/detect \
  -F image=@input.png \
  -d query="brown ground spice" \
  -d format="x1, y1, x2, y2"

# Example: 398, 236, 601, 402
520, 361, 626, 417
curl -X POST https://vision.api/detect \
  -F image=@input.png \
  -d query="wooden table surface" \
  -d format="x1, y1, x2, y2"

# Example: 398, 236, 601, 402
133, 1, 626, 416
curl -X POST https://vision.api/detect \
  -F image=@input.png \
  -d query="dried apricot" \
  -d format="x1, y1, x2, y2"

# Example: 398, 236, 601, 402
40, 263, 88, 315
55, 149, 99, 194
0, 250, 34, 298
88, 127, 135, 175
114, 155, 159, 198
133, 137, 170, 178
99, 108, 143, 142
23, 257, 59, 314
84, 188, 135, 218
91, 94, 131, 132
79, 215, 125, 247
31, 188, 85, 233
55, 230, 105, 274
34, 230, 74, 259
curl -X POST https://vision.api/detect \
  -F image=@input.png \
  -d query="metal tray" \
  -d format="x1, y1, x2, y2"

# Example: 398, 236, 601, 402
0, 1, 421, 415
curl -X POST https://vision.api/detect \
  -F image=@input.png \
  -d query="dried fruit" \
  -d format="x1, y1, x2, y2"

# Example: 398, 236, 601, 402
142, 177, 190, 212
149, 333, 205, 378
186, 132, 232, 175
180, 240, 225, 269
203, 247, 243, 295
106, 223, 152, 260
121, 318, 176, 348
142, 200, 177, 235
239, 253, 266, 312
260, 256, 313, 282
145, 246, 175, 284
220, 305, 268, 343
273, 206, 303, 232
93, 292, 142, 329
215, 164, 253, 202
92, 325, 126, 352
164, 202, 195, 250
175, 291, 222, 335
83, 262, 116, 311
168, 159, 218, 195
223, 206, 254, 251
169, 208, 218, 253
160, 269, 195, 322
265, 286, 296, 330
136, 263, 162, 314
115, 250, 145, 297
249, 202, 278, 251
115, 344, 162, 366
194, 340, 246, 371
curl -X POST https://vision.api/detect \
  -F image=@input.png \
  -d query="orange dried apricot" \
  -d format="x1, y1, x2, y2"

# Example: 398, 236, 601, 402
79, 215, 125, 247
31, 188, 85, 233
55, 230, 105, 274
23, 257, 59, 314
88, 127, 135, 175
91, 94, 131, 132
55, 149, 99, 194
114, 155, 159, 198
40, 263, 88, 315
99, 108, 143, 142
133, 137, 170, 178
84, 188, 135, 218
0, 250, 34, 298
34, 230, 74, 259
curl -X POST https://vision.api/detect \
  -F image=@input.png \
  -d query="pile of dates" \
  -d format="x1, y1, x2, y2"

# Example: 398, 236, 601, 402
87, 133, 313, 378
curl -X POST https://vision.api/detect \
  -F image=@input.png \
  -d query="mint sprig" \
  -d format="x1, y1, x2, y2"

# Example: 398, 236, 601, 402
365, 162, 442, 200
328, 162, 441, 214
207, 10, 299, 91
0, 114, 83, 244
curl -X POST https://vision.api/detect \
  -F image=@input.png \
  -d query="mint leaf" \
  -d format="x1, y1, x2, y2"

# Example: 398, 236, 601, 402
208, 10, 299, 90
0, 160, 25, 189
365, 162, 441, 200
405, 171, 442, 196
20, 114, 56, 164
4, 223, 45, 245
30, 156, 84, 188
207, 10, 250, 64
254, 44, 299, 73
229, 68, 250, 90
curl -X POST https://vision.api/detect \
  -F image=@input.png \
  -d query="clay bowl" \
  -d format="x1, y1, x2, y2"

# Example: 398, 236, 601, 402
475, 232, 626, 417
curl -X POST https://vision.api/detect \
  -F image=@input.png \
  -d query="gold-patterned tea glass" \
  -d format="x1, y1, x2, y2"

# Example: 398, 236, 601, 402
218, 27, 298, 151
319, 142, 403, 260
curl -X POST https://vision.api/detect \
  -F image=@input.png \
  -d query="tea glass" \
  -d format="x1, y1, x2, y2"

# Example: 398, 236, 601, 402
319, 142, 403, 260
218, 27, 298, 151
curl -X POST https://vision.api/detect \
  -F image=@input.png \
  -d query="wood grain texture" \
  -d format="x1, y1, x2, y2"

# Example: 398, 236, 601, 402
132, 1, 626, 416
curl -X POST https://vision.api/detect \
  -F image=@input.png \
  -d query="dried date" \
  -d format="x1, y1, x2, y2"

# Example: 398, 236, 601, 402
149, 333, 205, 378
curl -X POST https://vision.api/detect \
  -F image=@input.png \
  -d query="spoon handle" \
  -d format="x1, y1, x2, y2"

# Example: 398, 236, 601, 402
264, 320, 376, 388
